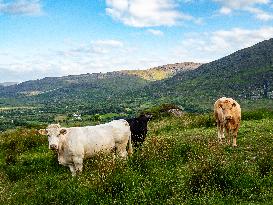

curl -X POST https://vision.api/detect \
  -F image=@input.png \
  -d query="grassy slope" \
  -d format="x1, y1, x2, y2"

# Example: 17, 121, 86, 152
1, 112, 273, 204
135, 38, 273, 112
122, 69, 171, 81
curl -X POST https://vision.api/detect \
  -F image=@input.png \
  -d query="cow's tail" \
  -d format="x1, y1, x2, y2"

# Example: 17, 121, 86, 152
128, 133, 133, 156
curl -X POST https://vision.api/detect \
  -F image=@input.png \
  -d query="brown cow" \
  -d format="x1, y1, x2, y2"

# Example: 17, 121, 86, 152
214, 97, 241, 147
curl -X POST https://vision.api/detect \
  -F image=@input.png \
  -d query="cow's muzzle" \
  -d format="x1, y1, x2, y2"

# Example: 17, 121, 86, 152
225, 116, 233, 120
50, 144, 58, 150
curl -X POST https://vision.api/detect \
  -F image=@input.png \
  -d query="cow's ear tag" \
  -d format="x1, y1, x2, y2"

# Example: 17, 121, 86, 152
60, 129, 67, 135
38, 129, 48, 135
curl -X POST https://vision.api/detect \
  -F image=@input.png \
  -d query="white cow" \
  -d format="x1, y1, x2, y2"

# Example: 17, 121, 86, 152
39, 119, 132, 176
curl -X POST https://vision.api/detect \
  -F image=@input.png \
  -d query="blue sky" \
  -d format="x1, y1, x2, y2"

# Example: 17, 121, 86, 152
1, 0, 273, 82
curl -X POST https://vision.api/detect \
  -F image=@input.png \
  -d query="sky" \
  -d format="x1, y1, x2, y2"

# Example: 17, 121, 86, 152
1, 0, 273, 82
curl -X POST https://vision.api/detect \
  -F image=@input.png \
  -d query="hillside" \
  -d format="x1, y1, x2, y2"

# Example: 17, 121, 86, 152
122, 62, 201, 80
0, 72, 150, 115
0, 72, 147, 97
138, 38, 273, 111
0, 62, 201, 98
0, 62, 201, 125
0, 72, 151, 131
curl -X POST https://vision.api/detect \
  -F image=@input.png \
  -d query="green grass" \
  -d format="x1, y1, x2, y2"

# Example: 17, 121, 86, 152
0, 112, 273, 204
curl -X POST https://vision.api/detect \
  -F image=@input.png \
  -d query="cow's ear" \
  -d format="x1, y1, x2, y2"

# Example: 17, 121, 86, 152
38, 129, 48, 135
60, 129, 67, 135
232, 102, 236, 107
146, 114, 152, 119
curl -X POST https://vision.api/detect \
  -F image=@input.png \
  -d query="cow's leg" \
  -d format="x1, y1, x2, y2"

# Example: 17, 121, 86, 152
232, 126, 239, 147
115, 142, 128, 159
134, 134, 145, 149
218, 122, 225, 144
233, 134, 237, 147
133, 134, 141, 148
69, 165, 77, 176
225, 127, 231, 145
139, 133, 146, 146
72, 155, 83, 174
220, 124, 225, 140
110, 147, 116, 164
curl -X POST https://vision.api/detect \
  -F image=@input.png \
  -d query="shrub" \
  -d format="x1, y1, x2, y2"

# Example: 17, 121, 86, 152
242, 109, 273, 121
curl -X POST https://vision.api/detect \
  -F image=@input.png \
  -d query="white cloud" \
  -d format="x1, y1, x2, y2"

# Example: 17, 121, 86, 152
2, 27, 273, 82
147, 29, 164, 36
219, 7, 232, 14
214, 0, 273, 21
214, 0, 270, 10
173, 27, 273, 62
57, 40, 124, 56
93, 40, 123, 47
105, 0, 194, 27
0, 0, 43, 15
0, 39, 161, 81
246, 7, 273, 20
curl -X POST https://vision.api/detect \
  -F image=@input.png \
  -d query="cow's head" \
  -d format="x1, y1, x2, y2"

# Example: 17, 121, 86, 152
145, 114, 153, 120
139, 113, 153, 121
38, 124, 67, 150
219, 99, 237, 121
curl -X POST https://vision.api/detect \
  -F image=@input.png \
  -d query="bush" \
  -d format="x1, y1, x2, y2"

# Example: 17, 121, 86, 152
141, 103, 183, 119
242, 109, 273, 121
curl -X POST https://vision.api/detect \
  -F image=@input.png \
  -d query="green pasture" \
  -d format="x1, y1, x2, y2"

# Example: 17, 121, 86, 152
0, 111, 273, 204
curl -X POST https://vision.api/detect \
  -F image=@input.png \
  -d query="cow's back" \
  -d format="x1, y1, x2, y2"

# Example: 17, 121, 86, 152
65, 126, 116, 157
107, 119, 131, 143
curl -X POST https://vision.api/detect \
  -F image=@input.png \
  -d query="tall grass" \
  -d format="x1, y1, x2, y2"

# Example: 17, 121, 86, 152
0, 112, 273, 204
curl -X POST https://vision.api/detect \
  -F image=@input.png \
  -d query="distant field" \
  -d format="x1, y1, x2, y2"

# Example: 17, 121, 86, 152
1, 111, 273, 204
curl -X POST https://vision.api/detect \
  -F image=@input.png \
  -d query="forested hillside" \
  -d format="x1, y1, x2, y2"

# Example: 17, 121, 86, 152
138, 38, 273, 111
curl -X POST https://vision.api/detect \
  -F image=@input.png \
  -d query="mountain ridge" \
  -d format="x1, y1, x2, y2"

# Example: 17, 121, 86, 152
134, 38, 273, 111
0, 62, 201, 97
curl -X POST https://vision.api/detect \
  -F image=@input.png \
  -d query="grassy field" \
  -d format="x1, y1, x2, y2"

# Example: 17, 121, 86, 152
1, 112, 273, 204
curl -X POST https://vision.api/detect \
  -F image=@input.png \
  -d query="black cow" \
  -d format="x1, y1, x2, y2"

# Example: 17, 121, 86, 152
126, 114, 152, 148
